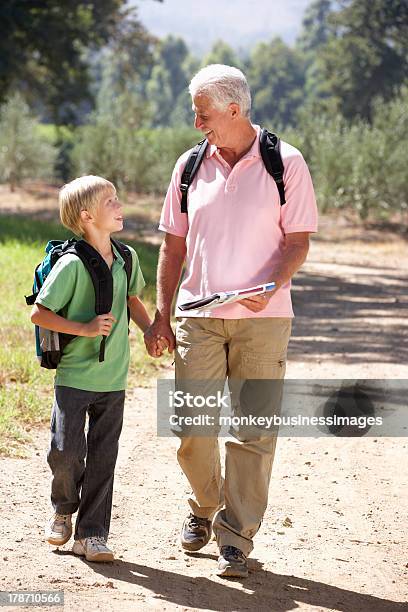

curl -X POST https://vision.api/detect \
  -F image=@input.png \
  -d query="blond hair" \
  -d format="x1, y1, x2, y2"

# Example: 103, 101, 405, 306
59, 175, 114, 236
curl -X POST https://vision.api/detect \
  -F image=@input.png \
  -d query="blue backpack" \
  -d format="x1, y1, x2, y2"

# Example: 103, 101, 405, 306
25, 238, 132, 369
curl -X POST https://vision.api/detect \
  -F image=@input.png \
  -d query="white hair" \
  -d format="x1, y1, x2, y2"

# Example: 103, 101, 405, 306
189, 64, 251, 118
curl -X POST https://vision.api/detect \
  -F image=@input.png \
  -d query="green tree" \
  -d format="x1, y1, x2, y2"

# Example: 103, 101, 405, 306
318, 0, 408, 120
248, 37, 305, 127
203, 40, 242, 68
170, 54, 201, 126
0, 93, 57, 191
159, 36, 191, 101
296, 0, 333, 110
283, 85, 408, 219
146, 65, 174, 127
145, 36, 197, 127
0, 1, 161, 124
297, 0, 332, 55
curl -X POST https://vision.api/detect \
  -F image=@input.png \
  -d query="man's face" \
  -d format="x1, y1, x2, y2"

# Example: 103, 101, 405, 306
192, 94, 234, 147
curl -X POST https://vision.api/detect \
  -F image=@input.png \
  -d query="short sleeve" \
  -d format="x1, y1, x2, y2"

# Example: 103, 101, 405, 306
280, 151, 318, 234
35, 255, 78, 312
158, 151, 191, 237
127, 246, 146, 296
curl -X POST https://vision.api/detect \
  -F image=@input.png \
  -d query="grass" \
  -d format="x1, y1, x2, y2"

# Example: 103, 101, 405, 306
0, 214, 171, 456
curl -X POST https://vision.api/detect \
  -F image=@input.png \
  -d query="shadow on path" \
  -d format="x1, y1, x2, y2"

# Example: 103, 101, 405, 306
290, 269, 408, 364
56, 552, 405, 612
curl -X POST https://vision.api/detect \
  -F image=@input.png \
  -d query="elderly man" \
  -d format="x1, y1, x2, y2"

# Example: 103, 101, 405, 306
145, 64, 318, 578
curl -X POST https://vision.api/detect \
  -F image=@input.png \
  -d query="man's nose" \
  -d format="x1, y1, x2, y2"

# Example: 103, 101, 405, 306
194, 115, 203, 129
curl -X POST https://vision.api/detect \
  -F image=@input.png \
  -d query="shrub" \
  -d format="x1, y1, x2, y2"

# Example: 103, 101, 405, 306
0, 93, 57, 190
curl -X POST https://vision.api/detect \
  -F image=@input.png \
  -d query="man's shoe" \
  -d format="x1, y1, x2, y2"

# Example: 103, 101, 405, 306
181, 513, 212, 552
45, 513, 72, 546
217, 545, 248, 578
72, 537, 114, 562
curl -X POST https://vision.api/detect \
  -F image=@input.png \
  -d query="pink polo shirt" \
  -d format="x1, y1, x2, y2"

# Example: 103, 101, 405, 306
159, 125, 318, 318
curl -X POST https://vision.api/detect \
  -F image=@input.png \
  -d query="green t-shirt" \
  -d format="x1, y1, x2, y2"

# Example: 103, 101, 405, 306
36, 243, 145, 392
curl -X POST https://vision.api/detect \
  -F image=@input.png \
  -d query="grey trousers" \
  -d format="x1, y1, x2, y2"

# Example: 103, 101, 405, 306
47, 385, 125, 540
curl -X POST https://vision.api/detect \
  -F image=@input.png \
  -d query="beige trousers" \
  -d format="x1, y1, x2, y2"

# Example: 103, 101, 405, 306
175, 316, 292, 556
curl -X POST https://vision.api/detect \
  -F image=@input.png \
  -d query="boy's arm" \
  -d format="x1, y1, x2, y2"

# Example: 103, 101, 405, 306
31, 304, 115, 338
127, 295, 151, 333
127, 296, 168, 357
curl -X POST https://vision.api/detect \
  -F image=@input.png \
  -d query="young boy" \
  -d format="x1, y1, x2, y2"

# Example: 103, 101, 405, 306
31, 175, 165, 562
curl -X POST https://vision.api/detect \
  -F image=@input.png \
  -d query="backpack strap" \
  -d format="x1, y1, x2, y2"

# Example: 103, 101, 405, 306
111, 238, 133, 332
259, 128, 286, 205
25, 263, 41, 305
180, 138, 208, 213
73, 240, 113, 362
110, 239, 132, 296
179, 131, 286, 212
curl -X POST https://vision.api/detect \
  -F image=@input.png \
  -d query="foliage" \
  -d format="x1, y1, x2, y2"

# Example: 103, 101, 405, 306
71, 114, 198, 193
0, 0, 161, 124
248, 37, 306, 127
315, 0, 408, 120
145, 36, 195, 127
203, 40, 243, 68
284, 86, 408, 218
0, 93, 57, 190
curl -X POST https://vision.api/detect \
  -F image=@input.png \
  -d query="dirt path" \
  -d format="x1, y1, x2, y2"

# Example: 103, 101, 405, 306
1, 203, 408, 611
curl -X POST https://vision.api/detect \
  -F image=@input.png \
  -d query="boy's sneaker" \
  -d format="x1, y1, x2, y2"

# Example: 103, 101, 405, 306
72, 537, 114, 562
181, 513, 212, 551
217, 545, 248, 578
45, 513, 72, 546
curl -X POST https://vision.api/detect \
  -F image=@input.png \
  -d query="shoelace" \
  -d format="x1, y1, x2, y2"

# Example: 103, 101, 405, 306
187, 514, 209, 531
88, 536, 107, 547
54, 514, 70, 524
222, 545, 245, 561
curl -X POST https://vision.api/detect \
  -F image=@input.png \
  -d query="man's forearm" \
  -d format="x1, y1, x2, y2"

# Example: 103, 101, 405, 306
156, 243, 185, 322
272, 242, 309, 288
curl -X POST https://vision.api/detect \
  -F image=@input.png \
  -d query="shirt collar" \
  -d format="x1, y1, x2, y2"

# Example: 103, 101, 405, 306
205, 124, 261, 159
112, 242, 124, 267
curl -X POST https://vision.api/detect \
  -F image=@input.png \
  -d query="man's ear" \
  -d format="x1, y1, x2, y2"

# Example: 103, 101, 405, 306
229, 103, 240, 119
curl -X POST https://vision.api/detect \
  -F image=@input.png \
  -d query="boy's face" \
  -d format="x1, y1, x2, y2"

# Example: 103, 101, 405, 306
91, 186, 123, 234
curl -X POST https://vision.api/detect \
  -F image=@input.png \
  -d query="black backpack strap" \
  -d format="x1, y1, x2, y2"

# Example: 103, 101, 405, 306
180, 138, 208, 213
259, 128, 286, 206
110, 239, 132, 296
73, 240, 113, 362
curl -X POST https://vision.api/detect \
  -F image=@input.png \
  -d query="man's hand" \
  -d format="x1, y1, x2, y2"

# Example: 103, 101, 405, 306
144, 317, 175, 358
238, 289, 277, 313
239, 232, 310, 312
82, 313, 116, 337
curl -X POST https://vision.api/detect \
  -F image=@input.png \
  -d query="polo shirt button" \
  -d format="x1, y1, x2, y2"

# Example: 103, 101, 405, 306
228, 184, 236, 192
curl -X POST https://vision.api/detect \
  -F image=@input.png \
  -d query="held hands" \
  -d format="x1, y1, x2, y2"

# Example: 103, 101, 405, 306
144, 316, 175, 358
81, 311, 173, 357
82, 313, 116, 337
155, 335, 171, 357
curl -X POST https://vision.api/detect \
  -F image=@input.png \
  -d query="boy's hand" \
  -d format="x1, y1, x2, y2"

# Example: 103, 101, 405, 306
144, 323, 175, 357
82, 313, 116, 337
154, 335, 170, 357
